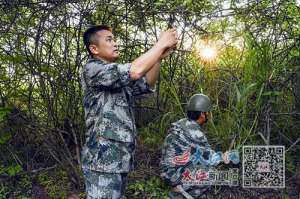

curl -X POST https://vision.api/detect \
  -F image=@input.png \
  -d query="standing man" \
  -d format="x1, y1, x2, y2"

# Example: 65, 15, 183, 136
80, 25, 178, 199
160, 94, 239, 199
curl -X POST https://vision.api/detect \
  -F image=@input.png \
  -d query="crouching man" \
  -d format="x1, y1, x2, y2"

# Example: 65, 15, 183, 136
160, 94, 239, 199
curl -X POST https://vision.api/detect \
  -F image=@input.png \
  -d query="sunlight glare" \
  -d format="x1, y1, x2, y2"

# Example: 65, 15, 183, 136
199, 46, 218, 61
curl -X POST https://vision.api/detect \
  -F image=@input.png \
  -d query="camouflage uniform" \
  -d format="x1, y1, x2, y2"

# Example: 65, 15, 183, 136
80, 58, 153, 198
82, 168, 127, 199
160, 118, 236, 199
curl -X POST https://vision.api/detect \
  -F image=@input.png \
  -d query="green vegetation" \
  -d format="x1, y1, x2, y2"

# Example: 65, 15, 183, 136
0, 0, 299, 198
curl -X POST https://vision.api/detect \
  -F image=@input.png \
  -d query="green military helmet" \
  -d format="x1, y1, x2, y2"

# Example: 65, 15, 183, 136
187, 93, 212, 112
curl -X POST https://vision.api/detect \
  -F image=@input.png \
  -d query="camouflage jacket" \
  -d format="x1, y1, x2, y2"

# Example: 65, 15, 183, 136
160, 118, 222, 186
80, 58, 153, 172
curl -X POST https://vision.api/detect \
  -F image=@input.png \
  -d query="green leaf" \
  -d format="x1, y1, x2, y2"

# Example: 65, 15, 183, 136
0, 132, 11, 145
235, 84, 241, 102
262, 91, 282, 96
0, 107, 12, 122
7, 165, 22, 176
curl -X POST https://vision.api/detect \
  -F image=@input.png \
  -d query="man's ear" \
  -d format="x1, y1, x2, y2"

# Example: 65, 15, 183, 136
89, 44, 98, 55
200, 112, 205, 119
196, 112, 203, 122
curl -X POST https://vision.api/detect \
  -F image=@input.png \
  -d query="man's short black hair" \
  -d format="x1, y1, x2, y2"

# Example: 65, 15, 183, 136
83, 25, 112, 56
187, 111, 202, 121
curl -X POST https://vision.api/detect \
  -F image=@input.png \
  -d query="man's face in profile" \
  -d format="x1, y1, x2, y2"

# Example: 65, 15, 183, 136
90, 30, 119, 62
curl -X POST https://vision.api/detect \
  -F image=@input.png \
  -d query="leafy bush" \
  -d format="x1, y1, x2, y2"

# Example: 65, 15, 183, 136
126, 177, 169, 199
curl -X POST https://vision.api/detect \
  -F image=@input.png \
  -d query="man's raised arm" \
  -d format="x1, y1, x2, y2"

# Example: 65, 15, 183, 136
129, 28, 178, 81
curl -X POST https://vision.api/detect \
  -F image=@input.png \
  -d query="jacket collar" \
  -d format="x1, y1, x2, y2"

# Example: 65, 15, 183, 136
87, 57, 107, 64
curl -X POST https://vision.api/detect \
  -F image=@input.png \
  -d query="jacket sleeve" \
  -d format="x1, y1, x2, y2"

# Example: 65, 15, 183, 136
83, 61, 133, 90
192, 134, 240, 165
131, 76, 155, 96
189, 136, 223, 166
196, 148, 224, 166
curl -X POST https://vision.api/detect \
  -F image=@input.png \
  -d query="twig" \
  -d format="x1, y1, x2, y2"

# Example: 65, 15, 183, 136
286, 138, 300, 152
29, 164, 57, 173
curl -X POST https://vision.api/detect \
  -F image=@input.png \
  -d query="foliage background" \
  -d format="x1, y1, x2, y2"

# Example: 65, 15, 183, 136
0, 0, 299, 198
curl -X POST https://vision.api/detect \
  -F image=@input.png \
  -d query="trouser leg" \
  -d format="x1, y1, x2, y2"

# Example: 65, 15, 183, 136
83, 169, 128, 199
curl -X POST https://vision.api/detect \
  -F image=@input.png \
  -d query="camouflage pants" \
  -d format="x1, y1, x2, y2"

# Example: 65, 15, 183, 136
83, 168, 127, 199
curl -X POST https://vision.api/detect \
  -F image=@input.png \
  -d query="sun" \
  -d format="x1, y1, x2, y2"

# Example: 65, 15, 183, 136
199, 46, 218, 61
194, 40, 219, 62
